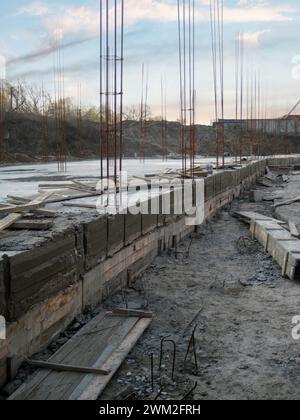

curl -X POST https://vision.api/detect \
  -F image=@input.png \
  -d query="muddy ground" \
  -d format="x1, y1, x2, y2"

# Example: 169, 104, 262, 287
100, 180, 300, 400
3, 173, 300, 400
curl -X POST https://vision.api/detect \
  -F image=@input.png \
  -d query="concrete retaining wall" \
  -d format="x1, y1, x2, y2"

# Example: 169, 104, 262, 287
0, 157, 285, 387
83, 217, 107, 271
267, 156, 300, 170
7, 230, 81, 321
0, 259, 6, 318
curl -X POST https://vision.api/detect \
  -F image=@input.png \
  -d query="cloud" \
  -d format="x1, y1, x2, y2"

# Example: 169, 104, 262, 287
41, 0, 295, 40
242, 29, 271, 48
16, 1, 49, 17
7, 36, 96, 67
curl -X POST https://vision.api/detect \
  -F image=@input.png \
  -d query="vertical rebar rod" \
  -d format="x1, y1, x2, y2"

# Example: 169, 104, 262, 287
210, 0, 224, 169
105, 0, 110, 181
100, 0, 103, 179
119, 0, 124, 173
177, 0, 196, 178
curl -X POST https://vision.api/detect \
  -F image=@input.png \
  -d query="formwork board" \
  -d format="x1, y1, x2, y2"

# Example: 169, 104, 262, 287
10, 311, 152, 400
7, 230, 80, 321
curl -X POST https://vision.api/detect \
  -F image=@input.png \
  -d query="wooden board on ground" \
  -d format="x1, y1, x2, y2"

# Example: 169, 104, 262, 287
9, 310, 152, 400
0, 213, 23, 232
0, 193, 54, 232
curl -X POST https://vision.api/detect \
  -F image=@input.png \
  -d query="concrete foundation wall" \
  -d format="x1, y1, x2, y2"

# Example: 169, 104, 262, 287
0, 259, 6, 317
0, 157, 286, 387
7, 230, 81, 322
125, 212, 142, 246
83, 217, 107, 271
267, 156, 300, 169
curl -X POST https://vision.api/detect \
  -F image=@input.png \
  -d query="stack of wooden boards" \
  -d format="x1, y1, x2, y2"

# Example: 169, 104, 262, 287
235, 211, 300, 280
0, 193, 58, 233
9, 309, 152, 400
0, 180, 104, 232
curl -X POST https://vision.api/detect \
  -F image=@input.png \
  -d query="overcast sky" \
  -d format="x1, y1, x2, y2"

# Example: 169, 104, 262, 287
0, 0, 300, 124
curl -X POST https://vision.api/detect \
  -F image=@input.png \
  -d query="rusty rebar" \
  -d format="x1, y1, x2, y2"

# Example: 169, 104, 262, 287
159, 336, 177, 380
0, 80, 5, 162
150, 352, 154, 392
181, 381, 198, 400
177, 0, 196, 178
53, 29, 67, 172
210, 0, 225, 169
184, 323, 198, 373
99, 0, 124, 184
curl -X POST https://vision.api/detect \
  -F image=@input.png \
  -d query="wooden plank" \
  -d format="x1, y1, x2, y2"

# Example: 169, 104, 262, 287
47, 192, 103, 203
26, 359, 110, 376
10, 220, 53, 230
5, 197, 58, 217
0, 193, 53, 215
0, 203, 43, 214
273, 196, 300, 208
63, 203, 97, 209
0, 213, 23, 232
289, 221, 299, 238
69, 317, 152, 400
6, 195, 35, 202
9, 311, 151, 400
40, 184, 94, 194
109, 308, 153, 318
72, 180, 96, 192
31, 209, 59, 218
9, 311, 109, 400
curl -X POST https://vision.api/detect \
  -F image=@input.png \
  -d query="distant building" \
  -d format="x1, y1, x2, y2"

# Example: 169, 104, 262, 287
213, 117, 300, 135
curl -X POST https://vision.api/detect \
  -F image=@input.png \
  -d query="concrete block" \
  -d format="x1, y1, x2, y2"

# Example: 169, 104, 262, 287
83, 216, 107, 270
125, 212, 142, 245
107, 214, 125, 256
251, 220, 300, 280
7, 229, 80, 321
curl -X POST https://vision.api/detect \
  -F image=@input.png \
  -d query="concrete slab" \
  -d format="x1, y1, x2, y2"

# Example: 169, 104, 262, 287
251, 219, 300, 280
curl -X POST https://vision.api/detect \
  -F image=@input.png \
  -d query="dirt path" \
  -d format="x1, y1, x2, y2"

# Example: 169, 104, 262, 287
101, 196, 300, 400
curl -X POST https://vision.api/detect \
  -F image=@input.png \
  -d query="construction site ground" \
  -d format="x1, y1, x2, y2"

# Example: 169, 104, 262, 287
2, 169, 300, 400
100, 172, 300, 400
